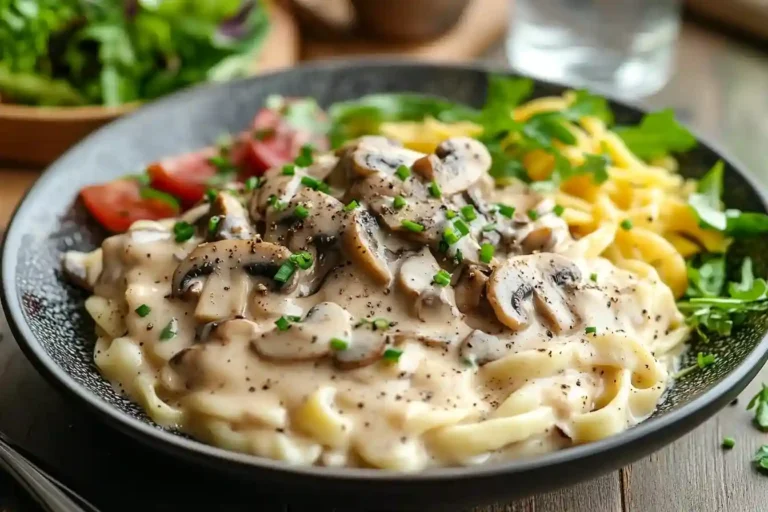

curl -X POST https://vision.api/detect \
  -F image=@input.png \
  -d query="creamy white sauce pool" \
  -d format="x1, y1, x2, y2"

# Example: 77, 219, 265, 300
68, 136, 688, 471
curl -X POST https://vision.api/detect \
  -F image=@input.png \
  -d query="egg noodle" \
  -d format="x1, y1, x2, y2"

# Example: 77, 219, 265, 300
68, 90, 722, 471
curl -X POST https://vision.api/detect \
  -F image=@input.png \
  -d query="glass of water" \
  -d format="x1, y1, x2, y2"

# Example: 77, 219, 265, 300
506, 0, 682, 99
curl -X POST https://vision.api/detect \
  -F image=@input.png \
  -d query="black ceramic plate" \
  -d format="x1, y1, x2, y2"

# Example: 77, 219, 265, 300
3, 61, 768, 509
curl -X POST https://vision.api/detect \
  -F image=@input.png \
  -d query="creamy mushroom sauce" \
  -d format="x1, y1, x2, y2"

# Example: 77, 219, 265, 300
65, 136, 686, 470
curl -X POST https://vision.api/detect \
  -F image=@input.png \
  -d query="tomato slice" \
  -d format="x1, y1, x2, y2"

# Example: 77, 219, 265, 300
239, 106, 330, 179
147, 147, 219, 206
80, 179, 179, 233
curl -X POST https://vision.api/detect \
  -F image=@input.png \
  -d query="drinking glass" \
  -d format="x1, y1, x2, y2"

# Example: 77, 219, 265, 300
506, 0, 682, 98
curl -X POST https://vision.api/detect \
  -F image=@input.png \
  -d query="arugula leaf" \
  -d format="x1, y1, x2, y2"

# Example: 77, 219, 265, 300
748, 384, 768, 432
562, 89, 614, 125
484, 139, 528, 184
686, 253, 726, 298
673, 351, 716, 379
571, 154, 610, 184
476, 75, 532, 136
328, 93, 478, 147
688, 161, 726, 230
614, 109, 697, 160
688, 160, 768, 236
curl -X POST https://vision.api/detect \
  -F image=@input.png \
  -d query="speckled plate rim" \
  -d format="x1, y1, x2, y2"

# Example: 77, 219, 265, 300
3, 59, 768, 485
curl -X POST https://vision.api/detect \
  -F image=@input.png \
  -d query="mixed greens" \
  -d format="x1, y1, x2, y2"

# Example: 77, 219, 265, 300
0, 0, 269, 106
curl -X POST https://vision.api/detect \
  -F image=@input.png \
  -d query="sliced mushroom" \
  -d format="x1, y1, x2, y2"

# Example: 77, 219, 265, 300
285, 188, 345, 252
172, 239, 294, 323
61, 249, 103, 291
207, 192, 256, 241
453, 264, 490, 314
342, 209, 392, 285
252, 302, 353, 362
250, 172, 303, 223
397, 247, 457, 322
487, 253, 582, 333
334, 324, 388, 370
339, 136, 423, 178
411, 137, 491, 195
370, 197, 446, 246
459, 329, 509, 366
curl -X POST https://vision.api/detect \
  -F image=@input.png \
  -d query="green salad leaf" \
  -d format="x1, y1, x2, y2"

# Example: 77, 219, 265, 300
678, 255, 768, 340
614, 109, 697, 160
0, 0, 270, 106
688, 160, 768, 236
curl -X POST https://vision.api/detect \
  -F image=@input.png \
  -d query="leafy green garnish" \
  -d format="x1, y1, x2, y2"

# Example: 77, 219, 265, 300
328, 93, 476, 148
673, 352, 716, 379
748, 384, 768, 432
688, 160, 768, 236
678, 255, 768, 340
139, 187, 180, 212
614, 109, 696, 160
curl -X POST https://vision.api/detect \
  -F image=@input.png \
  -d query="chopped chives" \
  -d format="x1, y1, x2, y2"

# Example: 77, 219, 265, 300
482, 223, 497, 232
433, 269, 451, 287
401, 220, 425, 232
393, 196, 407, 209
590, 273, 598, 282
445, 210, 457, 219
344, 200, 359, 212
244, 176, 259, 191
330, 338, 349, 351
208, 215, 221, 233
383, 348, 403, 363
173, 221, 195, 243
317, 181, 330, 193
294, 144, 314, 167
585, 326, 597, 334
553, 204, 565, 216
282, 164, 296, 176
395, 165, 411, 180
454, 248, 464, 264
498, 204, 515, 218
300, 175, 322, 189
274, 261, 296, 283
205, 188, 217, 203
461, 205, 477, 221
275, 316, 291, 331
454, 219, 470, 236
443, 227, 460, 245
438, 240, 449, 253
372, 318, 391, 331
620, 219, 633, 230
480, 243, 494, 264
428, 180, 442, 198
290, 251, 314, 270
527, 209, 539, 220
722, 437, 735, 449
135, 304, 151, 317
294, 204, 310, 219
268, 195, 286, 211
159, 318, 178, 341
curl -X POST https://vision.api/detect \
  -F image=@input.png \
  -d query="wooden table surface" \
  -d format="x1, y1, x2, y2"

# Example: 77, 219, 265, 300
3, 20, 768, 512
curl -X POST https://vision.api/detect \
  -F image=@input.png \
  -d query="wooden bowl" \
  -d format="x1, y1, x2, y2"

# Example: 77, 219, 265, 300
0, 0, 299, 167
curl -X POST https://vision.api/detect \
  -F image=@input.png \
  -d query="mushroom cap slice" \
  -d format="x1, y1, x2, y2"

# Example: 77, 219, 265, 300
334, 325, 388, 370
342, 209, 392, 285
397, 247, 458, 322
411, 137, 491, 195
285, 188, 345, 252
487, 253, 582, 333
252, 302, 353, 362
207, 192, 256, 241
340, 136, 423, 178
453, 264, 490, 314
459, 329, 509, 366
172, 239, 293, 299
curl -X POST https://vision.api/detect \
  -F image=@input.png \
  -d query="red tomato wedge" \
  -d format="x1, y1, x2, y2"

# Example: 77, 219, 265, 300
80, 179, 179, 233
147, 147, 219, 207
239, 105, 330, 180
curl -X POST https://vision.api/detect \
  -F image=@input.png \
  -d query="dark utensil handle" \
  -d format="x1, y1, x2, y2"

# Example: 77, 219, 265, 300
0, 435, 98, 512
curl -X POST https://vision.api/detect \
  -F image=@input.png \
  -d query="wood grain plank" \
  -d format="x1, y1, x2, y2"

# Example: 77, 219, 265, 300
535, 473, 622, 512
622, 362, 768, 512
